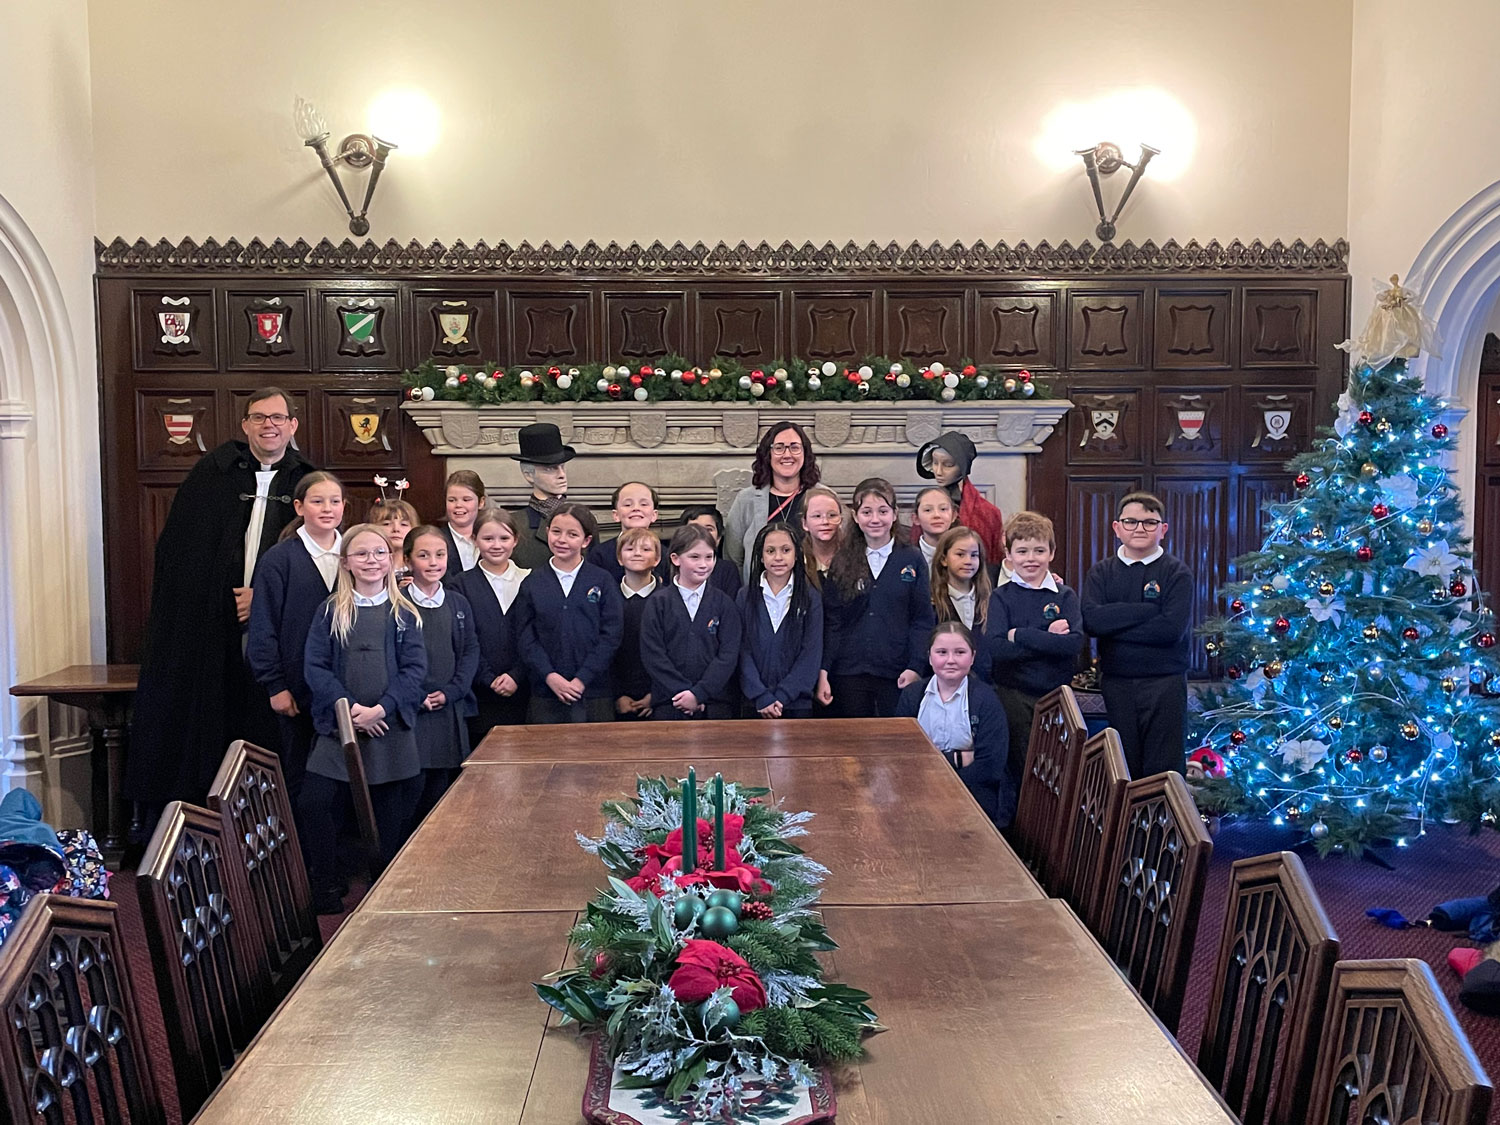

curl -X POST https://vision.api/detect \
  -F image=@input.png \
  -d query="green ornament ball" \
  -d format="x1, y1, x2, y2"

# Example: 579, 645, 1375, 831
700, 997, 741, 1030
700, 905, 739, 939
705, 889, 743, 917
672, 895, 706, 929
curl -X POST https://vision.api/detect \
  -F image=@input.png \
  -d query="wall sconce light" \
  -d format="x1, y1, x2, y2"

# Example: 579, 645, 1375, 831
1075, 142, 1159, 242
293, 97, 397, 237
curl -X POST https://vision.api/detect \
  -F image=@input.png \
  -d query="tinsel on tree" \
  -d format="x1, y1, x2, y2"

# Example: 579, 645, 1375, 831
1192, 277, 1500, 854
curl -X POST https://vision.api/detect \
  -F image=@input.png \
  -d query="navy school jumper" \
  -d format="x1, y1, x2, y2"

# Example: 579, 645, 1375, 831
982, 581, 1086, 698
736, 583, 824, 713
247, 536, 335, 712
612, 588, 655, 701
515, 561, 624, 699
452, 566, 528, 703
416, 588, 481, 724
896, 673, 1012, 826
638, 584, 743, 716
822, 544, 935, 679
587, 536, 743, 597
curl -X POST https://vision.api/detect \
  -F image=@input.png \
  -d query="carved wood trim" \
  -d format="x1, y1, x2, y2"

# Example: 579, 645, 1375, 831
1009, 685, 1088, 890
96, 236, 1350, 277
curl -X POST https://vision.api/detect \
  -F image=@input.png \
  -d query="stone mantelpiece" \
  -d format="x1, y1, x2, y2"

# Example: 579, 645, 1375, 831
403, 399, 1070, 521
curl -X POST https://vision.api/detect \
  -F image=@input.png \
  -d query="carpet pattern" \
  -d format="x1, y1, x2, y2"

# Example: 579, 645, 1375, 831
102, 823, 1500, 1123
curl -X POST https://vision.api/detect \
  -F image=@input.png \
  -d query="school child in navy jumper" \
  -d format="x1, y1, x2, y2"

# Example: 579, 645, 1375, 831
738, 522, 823, 719
586, 482, 670, 583
822, 477, 935, 718
680, 505, 743, 598
983, 511, 1084, 796
640, 524, 744, 720
299, 524, 427, 914
403, 526, 480, 825
453, 507, 531, 745
612, 527, 661, 720
515, 504, 624, 723
1081, 491, 1193, 778
247, 471, 346, 808
896, 622, 1012, 826
439, 469, 485, 581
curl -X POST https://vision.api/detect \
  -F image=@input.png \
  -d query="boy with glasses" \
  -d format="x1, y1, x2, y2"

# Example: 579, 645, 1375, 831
1081, 491, 1191, 777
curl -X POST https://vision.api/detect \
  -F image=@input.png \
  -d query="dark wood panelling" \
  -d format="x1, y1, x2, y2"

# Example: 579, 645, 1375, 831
136, 391, 217, 468
508, 291, 591, 364
412, 291, 500, 364
1474, 339, 1500, 597
132, 289, 217, 371
1235, 475, 1294, 568
227, 290, 309, 371
320, 392, 403, 470
697, 292, 781, 361
1062, 477, 1141, 591
1240, 385, 1314, 462
317, 289, 400, 371
1154, 289, 1231, 370
1068, 290, 1146, 370
605, 292, 687, 361
1155, 388, 1228, 464
791, 291, 876, 360
1157, 477, 1231, 675
978, 290, 1059, 369
886, 291, 965, 360
1067, 389, 1144, 466
1241, 289, 1318, 368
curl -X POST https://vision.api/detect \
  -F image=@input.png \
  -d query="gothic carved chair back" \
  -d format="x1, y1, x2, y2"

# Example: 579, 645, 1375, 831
136, 801, 273, 1119
1056, 727, 1129, 932
1096, 769, 1213, 1033
207, 740, 322, 997
0, 895, 164, 1125
1197, 851, 1339, 1125
336, 698, 382, 875
1008, 685, 1086, 889
1307, 959, 1491, 1125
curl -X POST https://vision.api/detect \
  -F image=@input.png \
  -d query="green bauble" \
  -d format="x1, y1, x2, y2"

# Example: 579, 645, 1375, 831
700, 997, 741, 1030
700, 905, 739, 939
705, 889, 743, 917
672, 895, 707, 929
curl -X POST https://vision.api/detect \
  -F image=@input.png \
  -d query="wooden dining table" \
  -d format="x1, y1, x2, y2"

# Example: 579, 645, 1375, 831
193, 718, 1235, 1124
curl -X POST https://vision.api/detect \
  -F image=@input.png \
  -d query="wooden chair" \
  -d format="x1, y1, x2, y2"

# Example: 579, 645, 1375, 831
136, 800, 274, 1119
1008, 685, 1087, 890
1307, 959, 1491, 1125
0, 895, 164, 1125
335, 697, 382, 874
1096, 769, 1212, 1034
1056, 727, 1129, 932
1198, 851, 1339, 1125
207, 739, 323, 997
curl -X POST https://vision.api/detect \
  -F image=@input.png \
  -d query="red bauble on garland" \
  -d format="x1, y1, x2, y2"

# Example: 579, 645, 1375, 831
1402, 627, 1420, 642
629, 373, 644, 387
1018, 369, 1033, 383
457, 373, 469, 384
1478, 632, 1498, 650
1358, 410, 1373, 426
1371, 502, 1389, 519
607, 383, 622, 398
1227, 665, 1243, 679
1451, 579, 1468, 597
1273, 616, 1291, 634
1230, 598, 1246, 614
1346, 749, 1363, 763
884, 372, 897, 383
1294, 473, 1311, 489
1356, 545, 1374, 562
1229, 729, 1247, 745
962, 365, 977, 377
1432, 423, 1449, 439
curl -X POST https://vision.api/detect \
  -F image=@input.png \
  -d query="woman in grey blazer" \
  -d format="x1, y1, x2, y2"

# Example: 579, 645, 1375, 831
724, 421, 823, 579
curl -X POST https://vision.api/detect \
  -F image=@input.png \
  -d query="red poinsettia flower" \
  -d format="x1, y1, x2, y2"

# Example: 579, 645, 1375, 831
673, 850, 773, 897
663, 815, 744, 858
668, 940, 768, 1011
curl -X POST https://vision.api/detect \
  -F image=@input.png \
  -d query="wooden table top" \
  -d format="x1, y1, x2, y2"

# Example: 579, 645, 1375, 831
466, 716, 934, 764
9, 663, 140, 697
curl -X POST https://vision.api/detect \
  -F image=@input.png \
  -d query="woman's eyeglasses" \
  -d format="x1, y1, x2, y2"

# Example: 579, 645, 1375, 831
1118, 517, 1162, 530
769, 443, 803, 455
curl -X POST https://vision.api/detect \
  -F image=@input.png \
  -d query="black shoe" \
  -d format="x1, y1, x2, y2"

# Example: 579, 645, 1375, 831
312, 886, 346, 915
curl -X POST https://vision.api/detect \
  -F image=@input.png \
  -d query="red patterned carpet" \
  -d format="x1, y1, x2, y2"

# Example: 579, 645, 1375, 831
107, 822, 1500, 1124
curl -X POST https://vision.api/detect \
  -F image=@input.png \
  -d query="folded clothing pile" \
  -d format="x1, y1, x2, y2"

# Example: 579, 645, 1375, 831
0, 788, 108, 948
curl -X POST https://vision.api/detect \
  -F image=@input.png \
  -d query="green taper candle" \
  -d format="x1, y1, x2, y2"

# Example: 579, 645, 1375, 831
713, 773, 726, 871
683, 768, 697, 873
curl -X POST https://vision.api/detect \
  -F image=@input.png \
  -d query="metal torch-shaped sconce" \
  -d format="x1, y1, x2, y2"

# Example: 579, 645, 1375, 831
294, 97, 397, 237
1075, 142, 1159, 242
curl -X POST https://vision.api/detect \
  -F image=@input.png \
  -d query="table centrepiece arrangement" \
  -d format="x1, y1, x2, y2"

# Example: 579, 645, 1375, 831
536, 769, 878, 1124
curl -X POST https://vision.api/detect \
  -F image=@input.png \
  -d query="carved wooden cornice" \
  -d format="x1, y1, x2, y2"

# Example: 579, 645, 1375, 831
95, 236, 1349, 277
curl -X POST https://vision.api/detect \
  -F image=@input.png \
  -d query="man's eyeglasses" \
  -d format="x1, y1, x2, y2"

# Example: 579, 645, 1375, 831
1118, 517, 1163, 530
770, 443, 803, 455
348, 547, 391, 561
246, 412, 292, 426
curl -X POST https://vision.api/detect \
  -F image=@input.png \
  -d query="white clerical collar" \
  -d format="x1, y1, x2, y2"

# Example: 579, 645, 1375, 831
353, 589, 390, 607
409, 583, 446, 608
1009, 570, 1060, 592
621, 576, 658, 599
1118, 545, 1165, 566
297, 525, 341, 558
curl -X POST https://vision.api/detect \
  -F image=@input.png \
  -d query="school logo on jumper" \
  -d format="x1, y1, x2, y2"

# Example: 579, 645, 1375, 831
154, 295, 201, 356
586, 586, 602, 603
244, 297, 294, 357
163, 413, 196, 445
1143, 580, 1161, 600
349, 413, 381, 444
900, 565, 918, 583
336, 298, 385, 357
431, 300, 480, 357
1043, 603, 1061, 621
707, 616, 720, 635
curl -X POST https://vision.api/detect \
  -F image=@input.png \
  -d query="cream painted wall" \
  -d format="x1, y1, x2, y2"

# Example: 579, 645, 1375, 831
88, 0, 1352, 246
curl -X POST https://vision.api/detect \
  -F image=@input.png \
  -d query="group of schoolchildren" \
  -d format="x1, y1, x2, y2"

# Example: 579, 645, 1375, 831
245, 444, 1191, 913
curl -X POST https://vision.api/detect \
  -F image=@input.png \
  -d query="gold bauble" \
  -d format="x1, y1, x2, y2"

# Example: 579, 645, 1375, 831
1265, 659, 1284, 678
1361, 462, 1379, 478
707, 367, 723, 380
1260, 584, 1275, 597
1442, 676, 1458, 694
1204, 640, 1221, 657
1362, 624, 1379, 641
1375, 419, 1391, 435
1320, 672, 1335, 686
1318, 581, 1335, 597
1400, 721, 1420, 741
1417, 518, 1434, 535
1490, 730, 1500, 749
1327, 715, 1344, 730
1309, 524, 1326, 541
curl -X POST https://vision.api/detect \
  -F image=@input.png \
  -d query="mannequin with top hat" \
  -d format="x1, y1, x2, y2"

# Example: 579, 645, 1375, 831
510, 422, 577, 572
914, 432, 1005, 566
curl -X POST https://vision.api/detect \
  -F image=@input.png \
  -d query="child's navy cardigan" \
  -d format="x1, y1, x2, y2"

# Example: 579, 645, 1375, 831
736, 584, 823, 712
303, 600, 428, 737
515, 561, 624, 699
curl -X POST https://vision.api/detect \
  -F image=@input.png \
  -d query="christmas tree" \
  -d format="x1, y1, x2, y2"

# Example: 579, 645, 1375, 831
1192, 277, 1500, 854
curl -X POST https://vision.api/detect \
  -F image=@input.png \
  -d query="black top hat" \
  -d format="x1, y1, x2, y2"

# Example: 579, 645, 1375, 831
510, 422, 576, 464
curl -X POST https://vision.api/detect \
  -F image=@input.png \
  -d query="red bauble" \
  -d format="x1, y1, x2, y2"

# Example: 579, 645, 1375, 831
1451, 580, 1468, 597
1371, 502, 1389, 519
607, 382, 622, 398
457, 373, 469, 383
548, 367, 561, 378
1227, 666, 1243, 679
1229, 729, 1247, 745
962, 365, 977, 377
493, 369, 506, 379
885, 372, 898, 383
629, 373, 644, 387
590, 951, 613, 979
1294, 473, 1311, 489
1230, 598, 1246, 614
765, 375, 778, 387
1432, 423, 1449, 439
1356, 545, 1374, 562
922, 368, 936, 380
1358, 410, 1373, 426
1402, 627, 1420, 642
1018, 369, 1033, 383
682, 371, 697, 385
847, 372, 861, 383
1273, 616, 1291, 634
1346, 749, 1363, 763
750, 369, 765, 383
638, 365, 652, 377
1478, 632, 1497, 650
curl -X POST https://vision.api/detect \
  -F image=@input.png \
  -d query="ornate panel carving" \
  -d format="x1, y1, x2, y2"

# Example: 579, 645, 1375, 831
791, 292, 875, 360
1241, 289, 1317, 367
1156, 476, 1230, 675
1062, 477, 1141, 591
1068, 290, 1144, 369
137, 391, 216, 468
1241, 386, 1314, 461
413, 291, 499, 363
1154, 289, 1231, 369
227, 388, 311, 454
885, 291, 965, 360
697, 292, 781, 361
132, 289, 217, 370
1009, 687, 1087, 888
509, 291, 590, 364
977, 291, 1059, 368
605, 292, 687, 360
227, 291, 308, 371
1156, 388, 1227, 463
1060, 729, 1129, 933
317, 290, 400, 371
321, 392, 403, 469
1067, 389, 1142, 465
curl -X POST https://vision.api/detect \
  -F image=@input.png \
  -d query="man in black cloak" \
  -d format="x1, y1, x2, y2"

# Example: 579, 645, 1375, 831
126, 387, 315, 806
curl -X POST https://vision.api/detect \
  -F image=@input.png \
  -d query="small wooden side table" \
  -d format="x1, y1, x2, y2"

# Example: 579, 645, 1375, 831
9, 664, 140, 867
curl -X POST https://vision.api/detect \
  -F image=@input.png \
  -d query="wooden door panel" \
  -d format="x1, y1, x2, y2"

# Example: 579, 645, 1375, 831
1155, 476, 1230, 675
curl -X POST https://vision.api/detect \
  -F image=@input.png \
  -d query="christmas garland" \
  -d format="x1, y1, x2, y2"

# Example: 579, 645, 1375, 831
535, 771, 878, 1116
402, 354, 1047, 406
